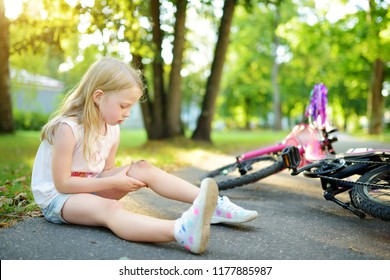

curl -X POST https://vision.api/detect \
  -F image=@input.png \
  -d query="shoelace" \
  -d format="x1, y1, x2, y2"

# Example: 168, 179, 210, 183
219, 197, 243, 213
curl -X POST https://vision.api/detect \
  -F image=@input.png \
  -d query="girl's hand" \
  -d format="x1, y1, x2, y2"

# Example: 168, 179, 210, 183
114, 166, 147, 192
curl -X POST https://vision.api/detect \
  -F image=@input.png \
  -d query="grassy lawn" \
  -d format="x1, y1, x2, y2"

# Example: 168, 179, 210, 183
351, 131, 390, 143
0, 131, 42, 227
0, 128, 285, 227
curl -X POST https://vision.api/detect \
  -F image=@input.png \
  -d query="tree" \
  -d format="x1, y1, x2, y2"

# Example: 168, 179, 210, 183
192, 0, 237, 142
368, 58, 385, 134
217, 0, 302, 130
0, 0, 14, 133
8, 0, 387, 138
76, 0, 189, 139
142, 0, 167, 139
145, 0, 188, 139
276, 1, 374, 132
166, 0, 188, 137
269, 0, 282, 130
366, 0, 388, 134
218, 3, 274, 129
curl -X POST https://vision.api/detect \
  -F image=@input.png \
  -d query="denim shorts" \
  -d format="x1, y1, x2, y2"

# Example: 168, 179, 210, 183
41, 193, 73, 224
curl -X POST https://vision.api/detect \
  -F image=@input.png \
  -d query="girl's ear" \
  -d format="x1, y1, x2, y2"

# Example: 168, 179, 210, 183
93, 90, 104, 105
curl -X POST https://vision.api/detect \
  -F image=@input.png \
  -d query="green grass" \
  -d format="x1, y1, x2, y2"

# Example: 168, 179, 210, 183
116, 129, 286, 171
0, 131, 41, 227
350, 131, 390, 143
212, 129, 286, 153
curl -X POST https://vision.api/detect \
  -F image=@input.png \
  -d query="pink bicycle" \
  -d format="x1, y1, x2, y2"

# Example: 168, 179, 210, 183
205, 84, 338, 190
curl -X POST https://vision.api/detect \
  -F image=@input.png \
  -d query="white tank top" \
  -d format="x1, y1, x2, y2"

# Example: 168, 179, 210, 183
31, 118, 120, 208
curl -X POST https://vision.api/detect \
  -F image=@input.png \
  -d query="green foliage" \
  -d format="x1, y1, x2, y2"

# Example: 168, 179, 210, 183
12, 110, 49, 131
59, 45, 102, 90
220, 4, 274, 128
221, 0, 390, 131
9, 0, 77, 77
5, 0, 390, 135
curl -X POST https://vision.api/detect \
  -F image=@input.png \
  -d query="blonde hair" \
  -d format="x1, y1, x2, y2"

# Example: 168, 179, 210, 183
41, 57, 144, 160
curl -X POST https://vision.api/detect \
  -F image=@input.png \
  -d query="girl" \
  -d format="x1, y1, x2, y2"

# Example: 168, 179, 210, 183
31, 57, 258, 255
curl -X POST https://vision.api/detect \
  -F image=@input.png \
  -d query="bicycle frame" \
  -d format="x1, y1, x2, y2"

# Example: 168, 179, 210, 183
238, 123, 336, 168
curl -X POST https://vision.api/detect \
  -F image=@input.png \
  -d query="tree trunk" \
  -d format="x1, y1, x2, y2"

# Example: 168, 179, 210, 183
148, 0, 167, 139
191, 0, 237, 142
271, 0, 282, 131
166, 0, 187, 137
132, 54, 154, 137
0, 0, 14, 134
366, 1, 385, 135
367, 58, 384, 134
271, 58, 281, 130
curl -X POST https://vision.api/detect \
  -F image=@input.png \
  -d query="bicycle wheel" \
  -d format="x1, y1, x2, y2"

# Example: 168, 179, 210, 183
351, 165, 390, 221
204, 155, 285, 190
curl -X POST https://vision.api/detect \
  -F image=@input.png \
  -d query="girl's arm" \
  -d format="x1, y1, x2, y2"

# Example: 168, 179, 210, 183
51, 123, 130, 194
102, 131, 119, 172
101, 130, 148, 188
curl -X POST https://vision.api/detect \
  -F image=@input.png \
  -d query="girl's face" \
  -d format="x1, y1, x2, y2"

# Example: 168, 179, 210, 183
94, 87, 142, 127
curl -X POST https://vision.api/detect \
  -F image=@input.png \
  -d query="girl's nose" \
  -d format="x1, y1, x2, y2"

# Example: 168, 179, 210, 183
123, 109, 131, 118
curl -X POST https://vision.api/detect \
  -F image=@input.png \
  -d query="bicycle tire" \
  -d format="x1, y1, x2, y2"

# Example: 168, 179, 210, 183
205, 156, 285, 190
351, 165, 390, 221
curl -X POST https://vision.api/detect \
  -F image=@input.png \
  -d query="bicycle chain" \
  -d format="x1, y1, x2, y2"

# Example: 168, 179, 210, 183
343, 159, 390, 166
316, 159, 390, 189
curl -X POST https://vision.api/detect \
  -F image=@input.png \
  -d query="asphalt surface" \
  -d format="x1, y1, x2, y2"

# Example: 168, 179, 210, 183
1, 133, 390, 260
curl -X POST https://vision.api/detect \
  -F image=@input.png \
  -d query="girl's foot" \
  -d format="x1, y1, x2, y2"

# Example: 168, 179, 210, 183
211, 196, 258, 224
174, 178, 218, 254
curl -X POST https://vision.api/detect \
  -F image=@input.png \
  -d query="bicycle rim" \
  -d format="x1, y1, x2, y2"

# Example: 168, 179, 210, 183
204, 156, 284, 190
351, 165, 390, 221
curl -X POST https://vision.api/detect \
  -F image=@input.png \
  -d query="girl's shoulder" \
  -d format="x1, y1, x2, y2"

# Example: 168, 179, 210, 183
61, 116, 80, 127
60, 117, 83, 141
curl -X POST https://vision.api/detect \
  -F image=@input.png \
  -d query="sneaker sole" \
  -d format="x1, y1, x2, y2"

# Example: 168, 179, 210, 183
211, 212, 258, 224
191, 178, 218, 254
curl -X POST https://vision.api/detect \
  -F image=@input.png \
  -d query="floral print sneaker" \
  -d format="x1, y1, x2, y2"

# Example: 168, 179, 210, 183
211, 196, 258, 224
174, 178, 218, 254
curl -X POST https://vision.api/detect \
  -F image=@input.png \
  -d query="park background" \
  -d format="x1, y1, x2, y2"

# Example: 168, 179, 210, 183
0, 0, 389, 226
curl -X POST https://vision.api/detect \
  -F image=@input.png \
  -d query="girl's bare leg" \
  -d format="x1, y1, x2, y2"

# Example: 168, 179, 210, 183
62, 193, 176, 242
62, 177, 219, 254
94, 160, 257, 227
127, 160, 199, 202
97, 161, 200, 203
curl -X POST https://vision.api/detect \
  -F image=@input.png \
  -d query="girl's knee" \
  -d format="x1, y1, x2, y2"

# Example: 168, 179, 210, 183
126, 160, 160, 182
129, 160, 154, 171
104, 199, 124, 214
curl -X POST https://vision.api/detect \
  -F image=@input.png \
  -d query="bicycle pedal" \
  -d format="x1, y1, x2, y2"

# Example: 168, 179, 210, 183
281, 146, 301, 171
